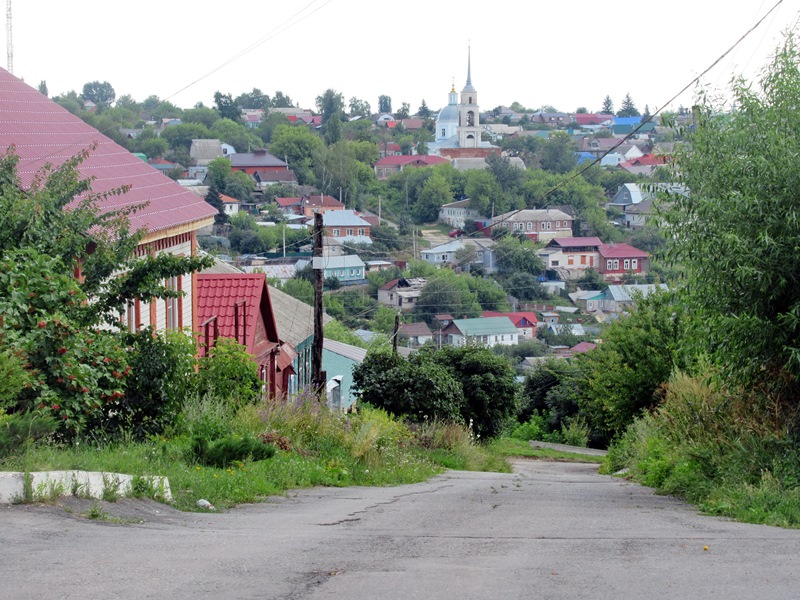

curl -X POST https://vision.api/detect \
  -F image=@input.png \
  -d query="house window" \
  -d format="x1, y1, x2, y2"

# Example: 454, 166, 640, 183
632, 259, 638, 269
166, 276, 180, 330
552, 260, 559, 266
358, 228, 365, 236
606, 260, 613, 270
546, 222, 552, 230
556, 221, 560, 227
613, 260, 620, 270
568, 256, 574, 265
346, 228, 354, 236
123, 300, 139, 332
581, 255, 586, 265
513, 222, 519, 231
527, 222, 532, 230
624, 259, 630, 270
333, 228, 340, 236
441, 128, 446, 137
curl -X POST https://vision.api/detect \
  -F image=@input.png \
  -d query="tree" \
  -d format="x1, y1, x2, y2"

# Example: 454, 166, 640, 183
269, 124, 324, 185
662, 33, 800, 395
413, 271, 481, 324
618, 93, 640, 117
494, 236, 542, 276
378, 95, 392, 114
210, 118, 262, 152
418, 99, 432, 118
160, 122, 213, 150
0, 149, 210, 437
234, 88, 270, 110
576, 106, 588, 114
348, 96, 371, 118
213, 92, 242, 123
395, 102, 411, 120
270, 91, 295, 108
540, 131, 577, 174
601, 95, 614, 114
205, 185, 228, 225
315, 89, 345, 125
37, 81, 48, 97
82, 80, 115, 106
324, 111, 343, 145
413, 171, 452, 223
183, 105, 219, 129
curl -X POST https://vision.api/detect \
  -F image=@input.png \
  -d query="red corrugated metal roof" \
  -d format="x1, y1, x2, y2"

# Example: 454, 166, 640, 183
598, 243, 648, 259
0, 69, 216, 234
483, 311, 539, 326
196, 273, 279, 354
547, 237, 602, 248
620, 154, 670, 167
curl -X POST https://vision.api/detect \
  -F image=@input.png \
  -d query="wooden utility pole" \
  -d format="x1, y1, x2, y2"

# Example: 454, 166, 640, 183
312, 213, 326, 399
392, 314, 400, 354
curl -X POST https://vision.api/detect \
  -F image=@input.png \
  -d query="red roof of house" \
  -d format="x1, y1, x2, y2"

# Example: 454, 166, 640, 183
304, 195, 344, 209
374, 155, 448, 167
401, 119, 425, 129
220, 194, 239, 204
196, 273, 280, 355
483, 311, 539, 327
385, 121, 398, 129
399, 322, 433, 337
571, 341, 597, 354
0, 69, 216, 235
379, 278, 400, 291
574, 113, 612, 125
620, 154, 670, 167
254, 169, 297, 183
382, 142, 402, 153
547, 237, 602, 248
275, 196, 301, 208
598, 243, 648, 259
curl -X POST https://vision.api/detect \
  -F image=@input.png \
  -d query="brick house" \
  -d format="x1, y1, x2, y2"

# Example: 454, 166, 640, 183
491, 209, 573, 242
597, 243, 649, 281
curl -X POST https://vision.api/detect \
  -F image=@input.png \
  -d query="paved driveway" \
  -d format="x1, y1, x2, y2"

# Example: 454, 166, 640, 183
2, 460, 799, 599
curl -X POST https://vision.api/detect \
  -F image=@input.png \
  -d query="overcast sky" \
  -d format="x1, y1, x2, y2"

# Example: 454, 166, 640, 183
7, 0, 799, 115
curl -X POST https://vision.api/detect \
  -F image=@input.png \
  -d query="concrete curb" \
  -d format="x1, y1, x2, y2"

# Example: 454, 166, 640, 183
0, 470, 172, 504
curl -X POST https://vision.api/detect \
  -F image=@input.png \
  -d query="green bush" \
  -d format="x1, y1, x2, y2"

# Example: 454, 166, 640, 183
0, 410, 56, 458
198, 337, 261, 409
190, 434, 276, 468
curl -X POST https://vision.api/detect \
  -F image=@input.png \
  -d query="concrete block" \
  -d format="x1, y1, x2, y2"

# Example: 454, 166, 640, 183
0, 470, 172, 504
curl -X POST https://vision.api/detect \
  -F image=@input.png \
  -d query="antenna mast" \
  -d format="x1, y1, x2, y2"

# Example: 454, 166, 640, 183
6, 0, 11, 74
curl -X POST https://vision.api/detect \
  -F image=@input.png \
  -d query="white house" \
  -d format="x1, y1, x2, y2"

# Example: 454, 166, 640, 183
420, 240, 465, 266
438, 199, 483, 229
441, 317, 519, 348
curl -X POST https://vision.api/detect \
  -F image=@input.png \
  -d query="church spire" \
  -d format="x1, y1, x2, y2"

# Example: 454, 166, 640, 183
461, 45, 476, 94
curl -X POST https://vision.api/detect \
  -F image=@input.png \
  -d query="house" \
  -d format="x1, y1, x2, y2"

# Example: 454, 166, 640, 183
620, 153, 670, 176
321, 339, 366, 412
540, 311, 559, 326
275, 194, 345, 217
538, 237, 602, 280
491, 209, 573, 242
438, 199, 483, 228
308, 210, 372, 245
378, 141, 402, 158
596, 284, 668, 313
482, 311, 538, 341
189, 139, 234, 166
463, 237, 497, 274
296, 255, 366, 284
378, 278, 426, 311
624, 198, 656, 229
399, 322, 434, 348
574, 113, 613, 127
533, 112, 571, 127
571, 341, 597, 354
229, 149, 290, 176
597, 243, 649, 281
147, 157, 185, 176
0, 68, 217, 337
195, 273, 295, 398
547, 323, 585, 337
420, 240, 465, 266
373, 155, 448, 180
220, 193, 240, 217
442, 317, 519, 348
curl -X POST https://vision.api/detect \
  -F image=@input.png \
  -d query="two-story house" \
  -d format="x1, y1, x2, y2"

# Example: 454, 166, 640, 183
482, 311, 538, 341
491, 209, 573, 242
538, 237, 602, 280
275, 194, 345, 217
306, 210, 372, 245
373, 155, 448, 180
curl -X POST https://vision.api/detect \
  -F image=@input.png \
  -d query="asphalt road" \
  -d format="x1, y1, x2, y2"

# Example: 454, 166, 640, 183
2, 460, 800, 600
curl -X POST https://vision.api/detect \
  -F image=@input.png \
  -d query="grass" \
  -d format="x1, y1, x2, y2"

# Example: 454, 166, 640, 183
1, 399, 512, 512
490, 437, 604, 464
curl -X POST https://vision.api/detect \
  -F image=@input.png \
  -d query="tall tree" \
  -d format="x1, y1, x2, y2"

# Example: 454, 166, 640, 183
663, 33, 800, 395
269, 124, 324, 185
395, 102, 411, 120
324, 111, 343, 145
418, 99, 432, 118
618, 93, 641, 117
270, 91, 295, 108
601, 95, 614, 114
213, 91, 242, 123
539, 131, 578, 174
37, 81, 48, 97
82, 80, 115, 106
378, 95, 392, 114
315, 89, 345, 125
234, 88, 270, 110
348, 96, 371, 117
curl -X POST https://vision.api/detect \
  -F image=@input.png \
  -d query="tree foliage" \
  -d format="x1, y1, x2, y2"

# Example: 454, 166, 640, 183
662, 33, 800, 396
82, 80, 116, 106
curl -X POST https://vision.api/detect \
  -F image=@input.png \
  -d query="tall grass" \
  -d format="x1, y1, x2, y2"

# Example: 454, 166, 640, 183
603, 371, 800, 527
2, 392, 510, 511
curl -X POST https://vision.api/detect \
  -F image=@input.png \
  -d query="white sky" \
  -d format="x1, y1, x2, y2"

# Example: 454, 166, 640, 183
7, 0, 800, 115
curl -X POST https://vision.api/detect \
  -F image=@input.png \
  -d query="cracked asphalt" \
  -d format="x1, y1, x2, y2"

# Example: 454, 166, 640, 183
3, 459, 800, 599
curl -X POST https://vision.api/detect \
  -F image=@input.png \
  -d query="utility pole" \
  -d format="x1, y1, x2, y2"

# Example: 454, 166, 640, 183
312, 213, 326, 400
392, 314, 400, 354
378, 196, 382, 224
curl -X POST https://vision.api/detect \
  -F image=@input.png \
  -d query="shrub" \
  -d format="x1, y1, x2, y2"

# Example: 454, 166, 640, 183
198, 337, 261, 409
0, 410, 56, 458
190, 434, 276, 468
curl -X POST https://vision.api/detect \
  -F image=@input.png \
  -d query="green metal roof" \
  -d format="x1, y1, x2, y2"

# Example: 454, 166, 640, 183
452, 317, 518, 336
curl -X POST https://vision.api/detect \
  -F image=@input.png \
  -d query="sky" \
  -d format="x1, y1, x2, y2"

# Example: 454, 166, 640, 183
6, 0, 800, 115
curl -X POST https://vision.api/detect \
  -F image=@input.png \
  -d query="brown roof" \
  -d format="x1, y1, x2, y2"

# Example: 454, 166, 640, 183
230, 150, 287, 168
399, 322, 433, 337
0, 69, 215, 234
